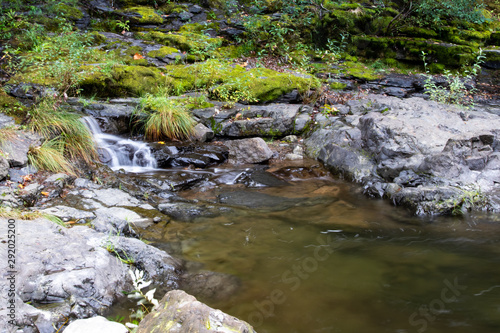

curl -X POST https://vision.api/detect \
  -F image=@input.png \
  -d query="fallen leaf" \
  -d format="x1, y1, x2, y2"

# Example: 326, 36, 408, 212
133, 53, 144, 60
158, 141, 165, 144
41, 191, 50, 197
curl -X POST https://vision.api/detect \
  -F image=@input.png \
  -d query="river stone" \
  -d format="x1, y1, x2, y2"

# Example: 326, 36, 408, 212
64, 316, 128, 333
40, 205, 95, 221
191, 123, 214, 142
92, 188, 141, 206
158, 202, 231, 222
224, 138, 273, 164
136, 290, 256, 333
0, 155, 8, 180
0, 131, 41, 167
82, 102, 136, 134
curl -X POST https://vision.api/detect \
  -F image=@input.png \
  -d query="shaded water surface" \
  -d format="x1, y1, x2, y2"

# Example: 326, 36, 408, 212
135, 163, 500, 333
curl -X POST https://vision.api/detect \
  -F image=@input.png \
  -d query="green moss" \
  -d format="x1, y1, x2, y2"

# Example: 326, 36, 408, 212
80, 65, 165, 97
0, 91, 26, 123
121, 6, 163, 25
164, 59, 320, 102
330, 82, 347, 90
339, 61, 381, 81
147, 47, 180, 58
399, 27, 438, 38
53, 3, 84, 20
140, 31, 223, 59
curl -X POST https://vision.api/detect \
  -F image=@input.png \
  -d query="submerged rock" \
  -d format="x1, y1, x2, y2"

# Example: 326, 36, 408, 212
136, 290, 256, 333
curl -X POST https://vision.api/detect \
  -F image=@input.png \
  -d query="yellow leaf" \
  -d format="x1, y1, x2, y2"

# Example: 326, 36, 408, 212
41, 191, 50, 197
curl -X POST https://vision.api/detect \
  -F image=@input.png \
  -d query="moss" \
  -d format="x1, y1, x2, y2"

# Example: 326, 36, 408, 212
336, 61, 381, 81
53, 3, 84, 20
164, 59, 320, 102
399, 27, 438, 39
0, 91, 26, 123
121, 6, 163, 25
147, 47, 180, 58
89, 32, 107, 45
141, 31, 223, 58
80, 65, 165, 97
330, 82, 347, 90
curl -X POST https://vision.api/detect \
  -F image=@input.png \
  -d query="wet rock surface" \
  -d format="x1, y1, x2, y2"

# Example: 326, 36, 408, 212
305, 94, 500, 214
136, 290, 256, 333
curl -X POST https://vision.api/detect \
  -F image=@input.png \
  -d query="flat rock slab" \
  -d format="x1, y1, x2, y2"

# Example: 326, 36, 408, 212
137, 290, 256, 333
64, 316, 128, 333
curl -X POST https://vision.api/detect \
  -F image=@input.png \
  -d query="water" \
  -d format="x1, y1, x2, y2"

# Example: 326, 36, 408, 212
129, 164, 500, 333
82, 116, 156, 172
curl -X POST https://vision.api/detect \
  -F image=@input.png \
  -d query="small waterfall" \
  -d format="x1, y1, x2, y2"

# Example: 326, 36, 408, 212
82, 116, 157, 172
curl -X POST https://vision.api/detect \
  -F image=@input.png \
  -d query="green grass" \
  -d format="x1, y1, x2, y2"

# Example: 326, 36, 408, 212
28, 139, 77, 175
28, 98, 97, 165
140, 94, 195, 141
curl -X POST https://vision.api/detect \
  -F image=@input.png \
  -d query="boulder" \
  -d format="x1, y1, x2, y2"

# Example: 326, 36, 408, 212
150, 142, 228, 169
0, 217, 182, 332
0, 155, 8, 180
305, 94, 500, 214
64, 316, 128, 333
0, 113, 15, 129
0, 131, 41, 167
136, 290, 256, 333
191, 123, 214, 142
224, 138, 273, 164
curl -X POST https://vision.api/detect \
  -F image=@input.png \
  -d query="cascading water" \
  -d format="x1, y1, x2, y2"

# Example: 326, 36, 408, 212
82, 116, 157, 172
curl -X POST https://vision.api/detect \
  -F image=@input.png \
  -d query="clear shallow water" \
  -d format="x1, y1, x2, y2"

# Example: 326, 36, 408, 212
134, 164, 500, 333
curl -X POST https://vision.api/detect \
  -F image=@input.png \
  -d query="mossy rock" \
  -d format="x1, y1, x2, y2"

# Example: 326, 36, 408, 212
0, 91, 26, 123
141, 31, 223, 57
121, 6, 163, 25
165, 59, 320, 102
330, 81, 347, 90
52, 3, 84, 20
399, 27, 438, 39
80, 65, 164, 97
340, 61, 381, 81
147, 46, 180, 58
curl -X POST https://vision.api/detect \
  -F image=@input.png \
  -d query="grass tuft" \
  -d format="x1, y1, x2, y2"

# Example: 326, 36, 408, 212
140, 94, 195, 141
28, 139, 77, 175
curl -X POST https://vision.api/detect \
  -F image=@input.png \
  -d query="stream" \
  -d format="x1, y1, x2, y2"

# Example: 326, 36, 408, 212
110, 163, 500, 333
84, 119, 500, 333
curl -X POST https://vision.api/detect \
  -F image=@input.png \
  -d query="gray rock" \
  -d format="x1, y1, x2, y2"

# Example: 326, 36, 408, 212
224, 138, 273, 164
0, 131, 41, 167
43, 173, 72, 187
0, 156, 8, 180
39, 205, 95, 221
179, 11, 194, 21
305, 94, 500, 214
7, 165, 37, 183
64, 316, 128, 333
0, 217, 182, 332
191, 123, 214, 142
0, 112, 15, 129
219, 104, 301, 137
82, 103, 137, 134
136, 290, 256, 333
92, 188, 141, 207
293, 113, 312, 133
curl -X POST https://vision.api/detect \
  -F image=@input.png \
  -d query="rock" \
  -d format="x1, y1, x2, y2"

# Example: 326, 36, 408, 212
43, 173, 72, 187
92, 188, 142, 207
224, 138, 273, 164
0, 217, 183, 332
95, 207, 150, 226
180, 271, 241, 303
7, 165, 37, 183
150, 142, 228, 168
0, 156, 8, 180
39, 205, 95, 221
0, 113, 15, 129
136, 290, 256, 333
64, 316, 128, 333
305, 94, 500, 214
191, 123, 214, 142
219, 104, 302, 137
179, 11, 194, 21
158, 202, 231, 222
82, 102, 137, 134
0, 131, 41, 167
